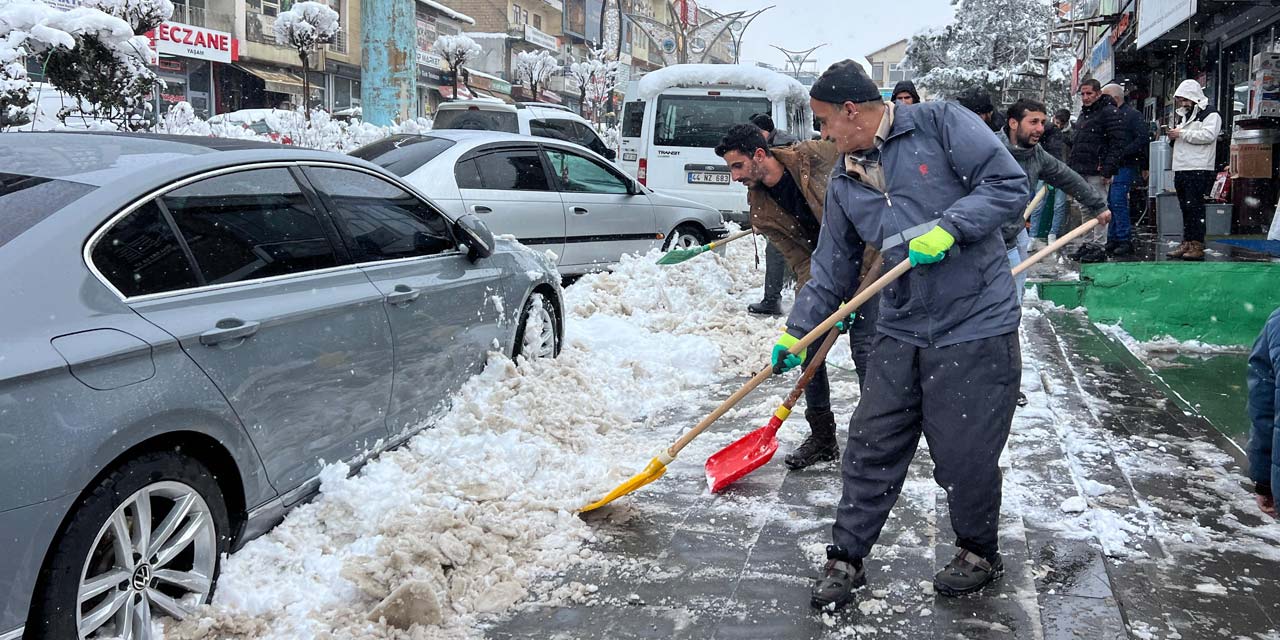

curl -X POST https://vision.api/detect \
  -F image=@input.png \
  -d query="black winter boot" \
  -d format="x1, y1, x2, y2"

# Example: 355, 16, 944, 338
934, 549, 1004, 596
785, 408, 839, 470
747, 299, 783, 316
810, 545, 866, 611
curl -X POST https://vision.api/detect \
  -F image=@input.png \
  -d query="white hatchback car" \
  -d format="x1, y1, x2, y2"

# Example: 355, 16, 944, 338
352, 130, 728, 276
432, 100, 617, 161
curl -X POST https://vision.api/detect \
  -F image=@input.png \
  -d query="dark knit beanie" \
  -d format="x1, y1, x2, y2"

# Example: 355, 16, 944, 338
956, 87, 995, 115
809, 59, 883, 104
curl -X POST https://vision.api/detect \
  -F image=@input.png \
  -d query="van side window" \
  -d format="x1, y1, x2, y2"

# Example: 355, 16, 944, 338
621, 102, 644, 138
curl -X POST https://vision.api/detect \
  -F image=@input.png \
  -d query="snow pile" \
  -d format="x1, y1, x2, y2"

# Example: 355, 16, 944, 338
168, 234, 777, 638
1095, 322, 1246, 357
635, 63, 809, 105
149, 101, 435, 152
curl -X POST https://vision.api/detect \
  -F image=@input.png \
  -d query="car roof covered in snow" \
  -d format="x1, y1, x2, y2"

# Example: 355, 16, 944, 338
633, 64, 810, 104
0, 131, 364, 187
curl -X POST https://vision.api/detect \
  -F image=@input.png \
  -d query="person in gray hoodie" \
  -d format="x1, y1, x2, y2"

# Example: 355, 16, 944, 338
774, 60, 1028, 611
1001, 98, 1112, 298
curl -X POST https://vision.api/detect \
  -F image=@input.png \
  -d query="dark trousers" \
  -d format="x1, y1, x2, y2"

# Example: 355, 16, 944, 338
761, 241, 786, 304
802, 294, 880, 414
832, 332, 1021, 561
1175, 170, 1215, 243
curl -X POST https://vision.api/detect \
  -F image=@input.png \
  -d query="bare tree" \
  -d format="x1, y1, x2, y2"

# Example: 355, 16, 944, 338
274, 0, 341, 120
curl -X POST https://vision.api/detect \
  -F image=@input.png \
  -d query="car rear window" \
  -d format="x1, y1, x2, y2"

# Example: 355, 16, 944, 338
654, 94, 772, 147
0, 172, 96, 249
350, 135, 457, 177
621, 101, 644, 138
432, 108, 519, 133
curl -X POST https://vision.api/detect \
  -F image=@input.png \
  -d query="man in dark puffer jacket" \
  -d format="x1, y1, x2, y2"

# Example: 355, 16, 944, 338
1067, 79, 1127, 262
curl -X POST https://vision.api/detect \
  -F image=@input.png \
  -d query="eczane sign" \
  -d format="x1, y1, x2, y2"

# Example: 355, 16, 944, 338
149, 22, 237, 63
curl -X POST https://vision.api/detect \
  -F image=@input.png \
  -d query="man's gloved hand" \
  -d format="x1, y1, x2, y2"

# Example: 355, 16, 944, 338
835, 312, 857, 334
908, 226, 955, 266
771, 332, 807, 374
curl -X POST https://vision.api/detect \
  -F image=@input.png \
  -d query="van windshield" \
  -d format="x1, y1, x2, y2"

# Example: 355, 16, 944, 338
653, 94, 771, 147
433, 108, 519, 133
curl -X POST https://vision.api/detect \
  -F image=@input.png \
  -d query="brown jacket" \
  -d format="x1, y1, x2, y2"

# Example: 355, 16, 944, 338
749, 141, 880, 288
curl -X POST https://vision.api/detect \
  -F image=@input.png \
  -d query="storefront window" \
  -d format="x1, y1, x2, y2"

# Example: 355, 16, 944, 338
333, 77, 360, 110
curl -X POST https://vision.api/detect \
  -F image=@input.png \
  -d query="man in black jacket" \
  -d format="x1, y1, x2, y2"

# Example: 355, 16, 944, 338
1067, 79, 1127, 262
1100, 84, 1148, 257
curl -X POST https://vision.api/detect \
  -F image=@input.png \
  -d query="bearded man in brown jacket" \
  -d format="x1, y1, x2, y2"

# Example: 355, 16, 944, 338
716, 123, 882, 469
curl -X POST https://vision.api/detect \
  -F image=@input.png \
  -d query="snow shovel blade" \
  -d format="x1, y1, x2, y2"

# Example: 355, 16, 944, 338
580, 453, 672, 512
656, 245, 707, 265
705, 410, 788, 493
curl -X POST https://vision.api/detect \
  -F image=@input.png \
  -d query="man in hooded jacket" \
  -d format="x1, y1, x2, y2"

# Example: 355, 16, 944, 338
1166, 79, 1221, 261
1067, 79, 1127, 262
892, 80, 921, 105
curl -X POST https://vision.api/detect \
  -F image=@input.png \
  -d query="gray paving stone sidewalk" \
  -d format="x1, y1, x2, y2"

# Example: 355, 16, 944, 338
484, 303, 1280, 639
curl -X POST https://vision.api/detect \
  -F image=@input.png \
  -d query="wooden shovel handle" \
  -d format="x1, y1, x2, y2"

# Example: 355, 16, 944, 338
779, 257, 887, 409
1023, 186, 1049, 222
1012, 218, 1099, 276
708, 229, 755, 248
667, 258, 910, 458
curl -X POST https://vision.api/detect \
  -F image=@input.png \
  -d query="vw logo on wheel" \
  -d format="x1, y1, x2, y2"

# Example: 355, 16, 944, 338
130, 564, 152, 591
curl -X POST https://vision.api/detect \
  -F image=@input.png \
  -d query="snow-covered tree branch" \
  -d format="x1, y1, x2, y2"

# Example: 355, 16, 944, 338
567, 48, 618, 120
514, 49, 559, 100
274, 0, 340, 119
433, 34, 481, 98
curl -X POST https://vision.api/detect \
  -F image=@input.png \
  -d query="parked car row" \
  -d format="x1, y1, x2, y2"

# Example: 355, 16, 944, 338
0, 131, 563, 640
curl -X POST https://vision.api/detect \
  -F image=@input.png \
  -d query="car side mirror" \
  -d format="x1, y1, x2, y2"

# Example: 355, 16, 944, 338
603, 148, 617, 160
454, 213, 495, 261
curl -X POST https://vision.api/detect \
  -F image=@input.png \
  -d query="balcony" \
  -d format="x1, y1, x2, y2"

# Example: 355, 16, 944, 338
169, 4, 234, 32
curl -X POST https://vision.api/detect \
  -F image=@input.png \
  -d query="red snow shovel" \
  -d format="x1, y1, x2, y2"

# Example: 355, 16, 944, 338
705, 257, 895, 493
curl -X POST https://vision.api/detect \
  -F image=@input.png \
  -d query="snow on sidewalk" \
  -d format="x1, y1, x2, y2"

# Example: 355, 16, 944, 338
168, 236, 784, 639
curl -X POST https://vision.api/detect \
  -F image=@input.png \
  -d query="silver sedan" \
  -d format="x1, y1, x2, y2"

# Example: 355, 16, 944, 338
352, 130, 728, 277
0, 130, 562, 640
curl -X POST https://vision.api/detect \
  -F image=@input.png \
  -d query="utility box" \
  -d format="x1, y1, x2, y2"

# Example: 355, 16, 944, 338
1156, 192, 1183, 243
1205, 203, 1233, 236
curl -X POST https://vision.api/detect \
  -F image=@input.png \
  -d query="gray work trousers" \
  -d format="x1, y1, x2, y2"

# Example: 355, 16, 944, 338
761, 241, 788, 304
832, 331, 1021, 561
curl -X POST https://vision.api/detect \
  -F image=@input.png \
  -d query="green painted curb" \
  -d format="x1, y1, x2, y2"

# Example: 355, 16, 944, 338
1038, 263, 1280, 346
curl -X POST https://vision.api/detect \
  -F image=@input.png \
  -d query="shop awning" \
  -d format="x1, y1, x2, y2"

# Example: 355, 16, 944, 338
471, 87, 515, 104
435, 85, 477, 100
235, 63, 305, 95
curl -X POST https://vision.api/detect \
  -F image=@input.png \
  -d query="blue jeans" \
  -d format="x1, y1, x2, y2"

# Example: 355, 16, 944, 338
1006, 229, 1031, 303
1029, 183, 1069, 238
1108, 167, 1136, 243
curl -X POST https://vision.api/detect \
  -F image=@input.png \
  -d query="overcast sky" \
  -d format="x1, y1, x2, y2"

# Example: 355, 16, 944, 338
698, 0, 956, 71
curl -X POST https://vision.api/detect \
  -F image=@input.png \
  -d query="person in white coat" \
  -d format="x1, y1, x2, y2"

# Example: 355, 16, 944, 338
1166, 79, 1222, 261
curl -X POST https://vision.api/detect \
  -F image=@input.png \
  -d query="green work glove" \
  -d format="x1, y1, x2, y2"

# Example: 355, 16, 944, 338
836, 312, 858, 334
771, 332, 807, 375
908, 226, 956, 267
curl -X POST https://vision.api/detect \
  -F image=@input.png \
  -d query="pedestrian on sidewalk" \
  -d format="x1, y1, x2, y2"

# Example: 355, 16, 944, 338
1000, 98, 1111, 301
746, 113, 798, 316
1247, 307, 1280, 518
777, 60, 1027, 610
717, 124, 882, 469
1029, 109, 1074, 244
891, 80, 921, 105
1100, 84, 1148, 257
1067, 79, 1126, 263
1166, 79, 1222, 262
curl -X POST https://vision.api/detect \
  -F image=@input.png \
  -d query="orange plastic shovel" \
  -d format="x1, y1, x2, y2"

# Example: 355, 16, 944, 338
705, 257, 893, 493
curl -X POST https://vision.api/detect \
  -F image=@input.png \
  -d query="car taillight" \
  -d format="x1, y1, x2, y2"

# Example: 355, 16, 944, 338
638, 157, 648, 185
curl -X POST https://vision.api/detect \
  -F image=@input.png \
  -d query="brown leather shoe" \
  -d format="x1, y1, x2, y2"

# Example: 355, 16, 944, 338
1166, 241, 1189, 258
1182, 240, 1205, 261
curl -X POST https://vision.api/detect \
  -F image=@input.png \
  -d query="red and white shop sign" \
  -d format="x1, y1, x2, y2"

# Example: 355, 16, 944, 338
148, 22, 239, 64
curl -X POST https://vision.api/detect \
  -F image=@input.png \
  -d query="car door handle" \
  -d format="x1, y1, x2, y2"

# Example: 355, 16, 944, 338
199, 319, 261, 346
572, 206, 589, 215
472, 205, 493, 214
384, 284, 421, 306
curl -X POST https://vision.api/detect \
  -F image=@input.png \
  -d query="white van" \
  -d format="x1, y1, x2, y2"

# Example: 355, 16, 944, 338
618, 64, 812, 225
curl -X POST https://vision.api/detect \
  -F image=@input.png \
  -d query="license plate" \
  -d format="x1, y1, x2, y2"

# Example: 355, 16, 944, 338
622, 152, 638, 162
688, 171, 730, 185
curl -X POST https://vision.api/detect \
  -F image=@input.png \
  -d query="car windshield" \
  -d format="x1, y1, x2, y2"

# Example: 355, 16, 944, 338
350, 135, 457, 177
654, 94, 771, 147
433, 108, 519, 133
0, 172, 96, 249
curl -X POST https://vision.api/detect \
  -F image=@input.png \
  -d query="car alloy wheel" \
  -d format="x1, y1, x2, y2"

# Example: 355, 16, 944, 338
517, 293, 558, 360
76, 481, 217, 639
